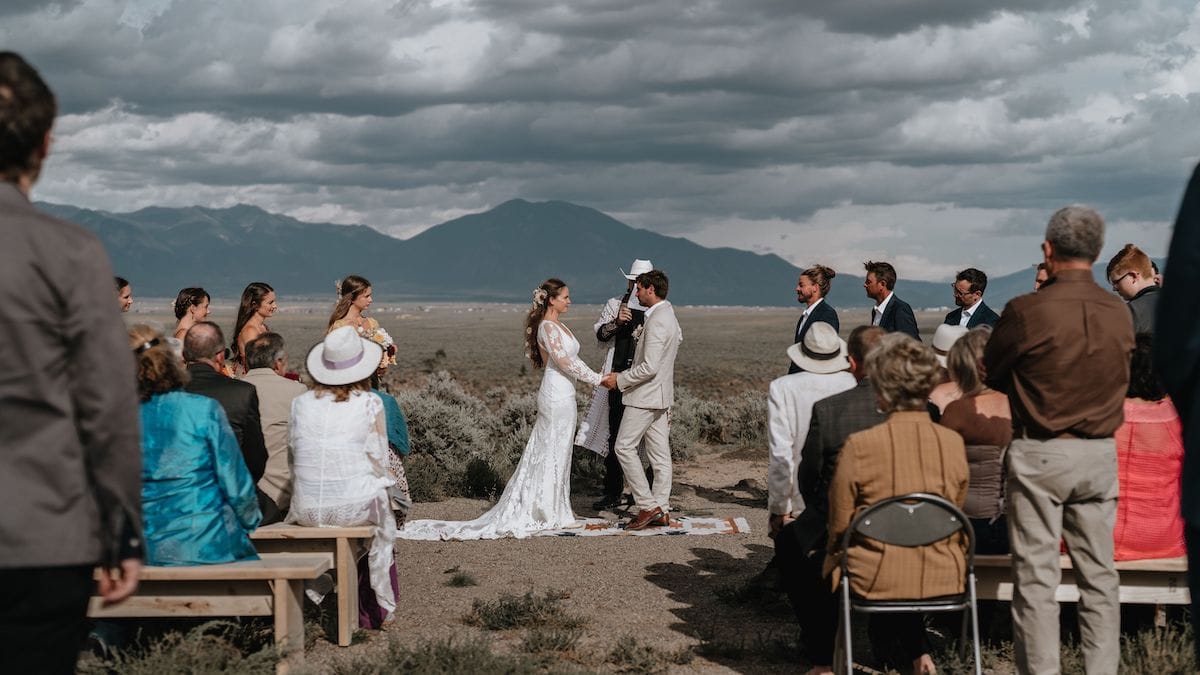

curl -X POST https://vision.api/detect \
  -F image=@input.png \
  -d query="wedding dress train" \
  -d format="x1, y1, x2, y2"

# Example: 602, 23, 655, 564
397, 320, 601, 540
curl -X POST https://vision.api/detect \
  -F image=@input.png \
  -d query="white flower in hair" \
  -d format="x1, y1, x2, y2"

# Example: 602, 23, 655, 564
532, 288, 549, 306
334, 279, 343, 297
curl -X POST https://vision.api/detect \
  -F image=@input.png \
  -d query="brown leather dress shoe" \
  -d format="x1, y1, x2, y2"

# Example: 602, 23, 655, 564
652, 510, 671, 527
625, 507, 664, 531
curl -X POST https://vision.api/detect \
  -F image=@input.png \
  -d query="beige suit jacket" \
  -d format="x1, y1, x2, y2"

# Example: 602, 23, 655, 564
242, 368, 308, 509
617, 301, 681, 410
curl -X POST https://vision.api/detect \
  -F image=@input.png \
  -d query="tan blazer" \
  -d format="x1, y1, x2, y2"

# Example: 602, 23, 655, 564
617, 301, 681, 410
825, 411, 969, 600
242, 368, 308, 509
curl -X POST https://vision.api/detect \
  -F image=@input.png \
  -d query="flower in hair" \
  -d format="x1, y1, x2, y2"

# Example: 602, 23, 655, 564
334, 279, 343, 297
532, 288, 549, 307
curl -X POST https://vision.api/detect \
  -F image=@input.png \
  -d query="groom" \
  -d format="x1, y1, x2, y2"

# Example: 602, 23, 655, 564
601, 270, 682, 530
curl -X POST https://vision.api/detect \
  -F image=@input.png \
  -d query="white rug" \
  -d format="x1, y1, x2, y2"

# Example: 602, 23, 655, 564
535, 516, 751, 537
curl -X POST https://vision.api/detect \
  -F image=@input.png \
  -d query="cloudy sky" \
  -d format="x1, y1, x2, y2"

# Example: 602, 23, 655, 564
6, 0, 1199, 279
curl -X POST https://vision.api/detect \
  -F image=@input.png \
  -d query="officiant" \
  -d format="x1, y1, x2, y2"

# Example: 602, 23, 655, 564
576, 258, 654, 511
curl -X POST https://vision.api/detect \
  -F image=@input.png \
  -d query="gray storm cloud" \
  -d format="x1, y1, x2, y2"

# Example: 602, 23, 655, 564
2, 0, 1194, 279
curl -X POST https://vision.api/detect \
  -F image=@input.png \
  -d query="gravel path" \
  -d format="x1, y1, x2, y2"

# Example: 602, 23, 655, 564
304, 450, 799, 673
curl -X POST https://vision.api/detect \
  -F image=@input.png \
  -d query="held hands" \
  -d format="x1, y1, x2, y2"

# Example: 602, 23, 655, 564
600, 373, 619, 390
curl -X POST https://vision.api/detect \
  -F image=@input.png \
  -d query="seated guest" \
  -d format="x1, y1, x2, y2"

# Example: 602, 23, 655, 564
826, 333, 968, 675
938, 327, 1010, 554
777, 325, 887, 675
130, 324, 260, 565
115, 276, 132, 312
172, 287, 211, 341
371, 368, 413, 524
288, 326, 398, 626
183, 322, 270, 499
1113, 334, 1186, 560
927, 324, 968, 417
241, 333, 307, 524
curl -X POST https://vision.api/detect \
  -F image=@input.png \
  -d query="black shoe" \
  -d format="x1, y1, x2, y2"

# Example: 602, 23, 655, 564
592, 493, 634, 510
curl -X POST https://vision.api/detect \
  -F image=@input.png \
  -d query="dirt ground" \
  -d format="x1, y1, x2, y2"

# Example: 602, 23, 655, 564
303, 448, 799, 673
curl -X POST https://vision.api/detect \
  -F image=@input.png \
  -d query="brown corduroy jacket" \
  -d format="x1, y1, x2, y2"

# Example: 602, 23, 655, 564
824, 411, 969, 599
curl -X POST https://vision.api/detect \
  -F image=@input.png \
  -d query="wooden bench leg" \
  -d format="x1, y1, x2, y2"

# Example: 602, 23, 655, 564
336, 537, 359, 647
274, 578, 306, 674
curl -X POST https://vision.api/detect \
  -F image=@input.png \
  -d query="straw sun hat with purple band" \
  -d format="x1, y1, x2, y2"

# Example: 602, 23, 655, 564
306, 326, 384, 386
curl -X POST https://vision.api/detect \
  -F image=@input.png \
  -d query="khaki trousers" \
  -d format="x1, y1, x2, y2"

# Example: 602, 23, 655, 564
1006, 437, 1119, 675
613, 406, 672, 511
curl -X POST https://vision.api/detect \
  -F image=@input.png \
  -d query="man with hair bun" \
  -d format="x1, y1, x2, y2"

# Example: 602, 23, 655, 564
788, 264, 840, 374
0, 51, 143, 673
1106, 243, 1161, 335
985, 205, 1134, 674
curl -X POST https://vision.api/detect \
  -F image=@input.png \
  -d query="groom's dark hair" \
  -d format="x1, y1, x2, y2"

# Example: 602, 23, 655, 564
636, 270, 669, 299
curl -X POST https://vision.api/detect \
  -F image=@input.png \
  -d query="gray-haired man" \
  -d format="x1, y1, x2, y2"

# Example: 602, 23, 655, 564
985, 206, 1134, 675
242, 333, 307, 524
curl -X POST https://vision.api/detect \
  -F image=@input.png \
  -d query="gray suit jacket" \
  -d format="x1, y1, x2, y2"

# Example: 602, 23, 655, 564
617, 301, 681, 410
242, 368, 308, 510
0, 183, 142, 568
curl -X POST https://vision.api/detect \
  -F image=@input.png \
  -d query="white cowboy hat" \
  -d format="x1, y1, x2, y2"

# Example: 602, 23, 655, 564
931, 324, 969, 368
787, 322, 850, 374
307, 326, 384, 386
621, 258, 654, 281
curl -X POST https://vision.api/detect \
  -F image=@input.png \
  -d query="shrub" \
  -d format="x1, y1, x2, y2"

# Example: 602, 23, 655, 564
77, 621, 277, 675
325, 635, 543, 675
462, 590, 586, 631
519, 627, 583, 654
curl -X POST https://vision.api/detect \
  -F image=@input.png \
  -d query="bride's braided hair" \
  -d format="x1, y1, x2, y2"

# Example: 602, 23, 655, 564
524, 278, 566, 368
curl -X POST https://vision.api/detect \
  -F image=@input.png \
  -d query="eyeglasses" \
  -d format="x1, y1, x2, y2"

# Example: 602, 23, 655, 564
1109, 272, 1134, 290
950, 284, 978, 298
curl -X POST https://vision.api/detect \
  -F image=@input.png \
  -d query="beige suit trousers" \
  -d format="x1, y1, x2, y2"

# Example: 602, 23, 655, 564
613, 406, 672, 512
1006, 437, 1119, 675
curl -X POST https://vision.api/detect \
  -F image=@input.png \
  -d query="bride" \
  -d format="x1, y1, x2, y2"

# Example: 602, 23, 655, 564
397, 278, 602, 540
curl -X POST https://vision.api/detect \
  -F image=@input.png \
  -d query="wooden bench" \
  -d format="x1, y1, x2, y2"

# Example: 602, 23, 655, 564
88, 553, 331, 674
250, 523, 377, 647
974, 554, 1189, 624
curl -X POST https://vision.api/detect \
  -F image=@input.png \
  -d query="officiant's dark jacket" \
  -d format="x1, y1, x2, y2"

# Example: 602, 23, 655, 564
787, 301, 840, 374
878, 294, 921, 341
0, 183, 142, 569
943, 301, 1000, 329
185, 363, 268, 482
787, 378, 888, 555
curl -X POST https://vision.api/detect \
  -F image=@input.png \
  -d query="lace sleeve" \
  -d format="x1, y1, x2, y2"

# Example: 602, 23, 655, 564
365, 393, 391, 479
539, 322, 602, 386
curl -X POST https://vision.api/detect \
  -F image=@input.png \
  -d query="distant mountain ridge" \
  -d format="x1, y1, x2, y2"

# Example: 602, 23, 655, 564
36, 198, 1134, 308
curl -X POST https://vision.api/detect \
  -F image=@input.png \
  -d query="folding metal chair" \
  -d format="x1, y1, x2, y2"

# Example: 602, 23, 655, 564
836, 492, 981, 675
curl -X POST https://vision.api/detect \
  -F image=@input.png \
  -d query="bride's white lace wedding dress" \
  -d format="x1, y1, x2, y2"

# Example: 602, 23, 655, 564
397, 320, 601, 540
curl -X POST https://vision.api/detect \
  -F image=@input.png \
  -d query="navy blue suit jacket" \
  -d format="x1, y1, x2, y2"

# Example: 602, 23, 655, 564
787, 301, 840, 374
1157, 163, 1200, 526
877, 294, 920, 341
943, 300, 999, 328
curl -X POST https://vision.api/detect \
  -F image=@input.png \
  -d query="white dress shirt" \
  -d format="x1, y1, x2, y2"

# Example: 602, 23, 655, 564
796, 297, 824, 338
871, 292, 893, 326
959, 298, 983, 327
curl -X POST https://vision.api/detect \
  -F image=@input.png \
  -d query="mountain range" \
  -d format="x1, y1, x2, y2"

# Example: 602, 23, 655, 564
37, 198, 1128, 308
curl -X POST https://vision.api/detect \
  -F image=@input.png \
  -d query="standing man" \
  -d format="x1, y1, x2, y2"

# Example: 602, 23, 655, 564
985, 206, 1134, 675
241, 333, 307, 524
1155, 163, 1200, 661
863, 260, 920, 340
601, 270, 682, 531
0, 51, 142, 674
1033, 262, 1049, 291
580, 259, 651, 511
788, 264, 840, 374
1106, 243, 1161, 335
943, 268, 999, 328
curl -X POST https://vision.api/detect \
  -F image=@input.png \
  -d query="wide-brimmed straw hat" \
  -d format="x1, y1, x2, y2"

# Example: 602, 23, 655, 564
621, 258, 654, 281
932, 324, 969, 368
307, 326, 384, 386
787, 322, 850, 374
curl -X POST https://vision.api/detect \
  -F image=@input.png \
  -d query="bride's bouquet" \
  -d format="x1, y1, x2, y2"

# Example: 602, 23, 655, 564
362, 323, 398, 367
